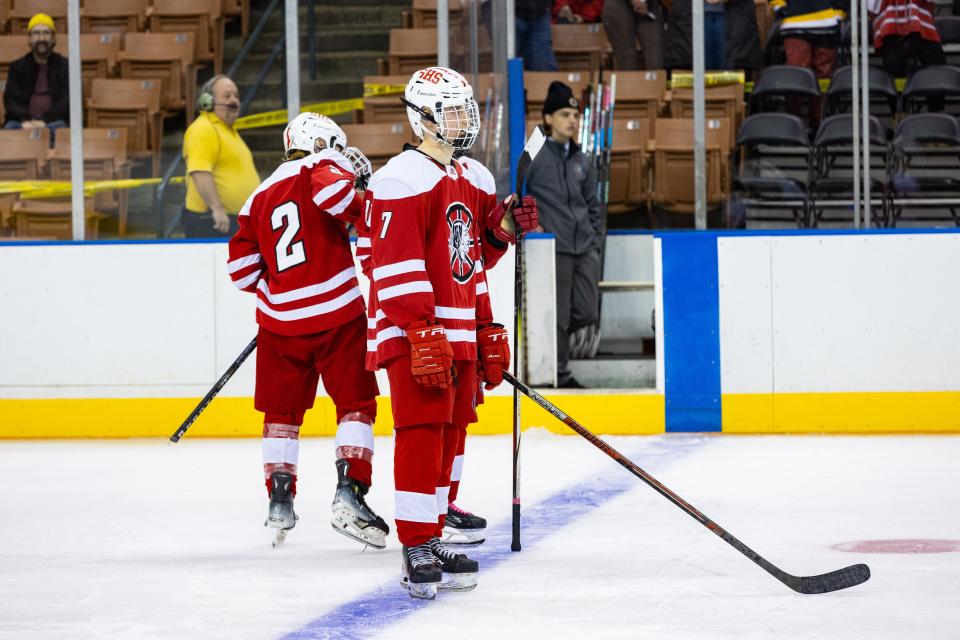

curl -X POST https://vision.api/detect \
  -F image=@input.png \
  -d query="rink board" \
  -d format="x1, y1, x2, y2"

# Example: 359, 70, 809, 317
3, 231, 960, 437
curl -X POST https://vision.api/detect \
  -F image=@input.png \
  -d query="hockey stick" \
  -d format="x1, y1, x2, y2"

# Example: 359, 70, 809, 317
503, 371, 871, 594
169, 337, 258, 443
511, 125, 547, 552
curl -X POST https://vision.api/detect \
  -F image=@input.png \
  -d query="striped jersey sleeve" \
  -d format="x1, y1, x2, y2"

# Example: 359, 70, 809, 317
311, 163, 361, 222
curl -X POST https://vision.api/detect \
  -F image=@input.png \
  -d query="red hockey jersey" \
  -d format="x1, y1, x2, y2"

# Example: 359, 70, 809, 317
228, 150, 365, 336
363, 149, 507, 368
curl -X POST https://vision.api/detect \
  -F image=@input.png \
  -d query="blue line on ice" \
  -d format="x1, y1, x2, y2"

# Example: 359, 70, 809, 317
280, 435, 707, 640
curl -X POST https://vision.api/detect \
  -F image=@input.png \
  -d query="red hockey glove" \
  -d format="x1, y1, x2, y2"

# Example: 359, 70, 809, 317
406, 320, 455, 389
489, 195, 540, 244
477, 323, 510, 390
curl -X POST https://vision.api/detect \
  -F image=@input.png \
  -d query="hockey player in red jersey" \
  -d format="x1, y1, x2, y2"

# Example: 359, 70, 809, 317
440, 153, 538, 547
364, 67, 538, 599
227, 112, 389, 549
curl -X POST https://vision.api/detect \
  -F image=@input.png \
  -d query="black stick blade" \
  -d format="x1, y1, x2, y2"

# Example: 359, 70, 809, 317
788, 563, 871, 594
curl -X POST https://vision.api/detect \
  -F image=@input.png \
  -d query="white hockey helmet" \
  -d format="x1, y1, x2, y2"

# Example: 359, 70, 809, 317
342, 146, 372, 187
283, 112, 347, 158
403, 67, 480, 151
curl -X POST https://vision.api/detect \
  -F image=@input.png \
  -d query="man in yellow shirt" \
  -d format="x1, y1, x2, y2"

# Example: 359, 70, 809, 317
182, 74, 260, 237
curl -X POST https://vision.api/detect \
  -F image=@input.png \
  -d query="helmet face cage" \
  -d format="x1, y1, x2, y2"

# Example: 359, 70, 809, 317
342, 146, 372, 183
435, 98, 480, 151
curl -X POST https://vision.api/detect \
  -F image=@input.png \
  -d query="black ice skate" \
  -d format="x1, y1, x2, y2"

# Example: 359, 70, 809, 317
441, 502, 487, 545
401, 543, 443, 600
265, 471, 298, 548
330, 459, 389, 550
429, 538, 479, 592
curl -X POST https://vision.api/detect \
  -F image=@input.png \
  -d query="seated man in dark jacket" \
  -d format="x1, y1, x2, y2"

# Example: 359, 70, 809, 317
3, 13, 69, 139
526, 81, 602, 388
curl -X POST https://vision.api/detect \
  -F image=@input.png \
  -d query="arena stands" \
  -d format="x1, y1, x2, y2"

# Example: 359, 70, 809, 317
4, 0, 960, 240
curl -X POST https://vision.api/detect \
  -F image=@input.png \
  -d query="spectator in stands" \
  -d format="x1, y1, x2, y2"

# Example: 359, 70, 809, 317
2, 13, 69, 140
603, 0, 664, 69
769, 0, 847, 122
554, 0, 604, 23
181, 74, 260, 238
871, 0, 945, 102
517, 0, 560, 70
526, 81, 602, 389
664, 0, 762, 72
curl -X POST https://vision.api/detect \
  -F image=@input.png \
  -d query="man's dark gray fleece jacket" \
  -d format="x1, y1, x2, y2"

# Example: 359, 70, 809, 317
525, 137, 602, 255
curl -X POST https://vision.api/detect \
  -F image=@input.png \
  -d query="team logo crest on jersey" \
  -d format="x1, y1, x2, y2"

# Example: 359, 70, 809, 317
447, 202, 476, 284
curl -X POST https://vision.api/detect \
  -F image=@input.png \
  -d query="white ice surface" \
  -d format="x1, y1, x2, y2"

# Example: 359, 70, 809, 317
1, 433, 958, 639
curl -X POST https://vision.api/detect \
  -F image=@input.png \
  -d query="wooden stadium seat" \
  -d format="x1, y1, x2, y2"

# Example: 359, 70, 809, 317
551, 23, 610, 72
362, 74, 408, 124
80, 0, 149, 34
608, 118, 651, 214
411, 0, 464, 28
59, 33, 121, 97
49, 127, 131, 236
8, 0, 66, 34
0, 35, 29, 81
342, 123, 418, 172
0, 192, 16, 237
149, 0, 225, 74
386, 28, 437, 76
608, 70, 666, 127
649, 117, 726, 214
669, 82, 745, 148
13, 198, 98, 239
0, 128, 49, 179
87, 78, 163, 175
221, 0, 249, 37
118, 32, 197, 120
523, 71, 591, 119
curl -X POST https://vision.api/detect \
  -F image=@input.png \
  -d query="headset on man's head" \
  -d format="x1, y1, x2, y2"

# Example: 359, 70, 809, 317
197, 74, 233, 112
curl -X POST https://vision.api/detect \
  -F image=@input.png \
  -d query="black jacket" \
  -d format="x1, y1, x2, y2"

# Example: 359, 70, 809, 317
664, 0, 763, 70
526, 137, 602, 256
3, 51, 70, 125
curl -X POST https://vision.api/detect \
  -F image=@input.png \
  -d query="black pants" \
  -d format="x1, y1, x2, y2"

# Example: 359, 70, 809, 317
182, 207, 240, 238
879, 34, 946, 111
556, 251, 601, 384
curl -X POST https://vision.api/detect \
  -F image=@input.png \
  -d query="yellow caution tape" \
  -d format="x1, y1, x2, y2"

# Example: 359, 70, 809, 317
0, 177, 186, 200
363, 82, 406, 98
670, 71, 746, 88
234, 98, 365, 131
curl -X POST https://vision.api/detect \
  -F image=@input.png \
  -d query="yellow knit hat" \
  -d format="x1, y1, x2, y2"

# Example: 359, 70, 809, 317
27, 13, 56, 34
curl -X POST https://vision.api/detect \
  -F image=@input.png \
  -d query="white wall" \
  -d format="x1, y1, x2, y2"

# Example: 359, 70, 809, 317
718, 233, 960, 394
0, 241, 517, 399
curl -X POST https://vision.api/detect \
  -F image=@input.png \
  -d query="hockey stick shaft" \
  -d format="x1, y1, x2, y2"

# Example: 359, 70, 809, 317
169, 337, 258, 443
503, 371, 870, 594
511, 232, 522, 552
509, 125, 546, 552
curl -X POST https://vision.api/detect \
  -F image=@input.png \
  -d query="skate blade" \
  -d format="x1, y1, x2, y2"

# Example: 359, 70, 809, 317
330, 510, 387, 550
441, 526, 486, 546
438, 572, 478, 592
271, 528, 289, 548
401, 577, 438, 600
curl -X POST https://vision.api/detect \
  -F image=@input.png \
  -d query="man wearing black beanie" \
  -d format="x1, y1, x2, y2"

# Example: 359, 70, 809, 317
525, 81, 603, 388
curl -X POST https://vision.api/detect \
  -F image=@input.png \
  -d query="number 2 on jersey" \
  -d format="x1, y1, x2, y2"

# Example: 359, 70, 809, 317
271, 201, 306, 271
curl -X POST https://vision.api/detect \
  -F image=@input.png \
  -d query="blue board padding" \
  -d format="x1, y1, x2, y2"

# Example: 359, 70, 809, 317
661, 234, 722, 432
